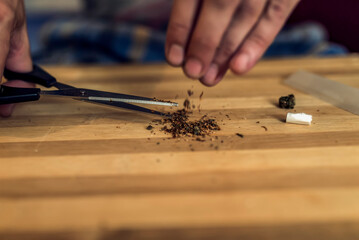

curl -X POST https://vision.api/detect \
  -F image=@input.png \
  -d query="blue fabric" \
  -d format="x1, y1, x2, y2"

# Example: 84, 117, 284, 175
264, 23, 348, 57
31, 19, 347, 65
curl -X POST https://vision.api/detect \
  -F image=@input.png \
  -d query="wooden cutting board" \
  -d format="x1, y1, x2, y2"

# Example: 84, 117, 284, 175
1, 56, 359, 240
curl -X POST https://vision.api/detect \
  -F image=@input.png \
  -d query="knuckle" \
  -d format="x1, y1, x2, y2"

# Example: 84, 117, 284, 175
192, 36, 218, 52
266, 0, 291, 22
169, 21, 190, 34
217, 39, 238, 58
0, 3, 15, 26
249, 32, 270, 49
242, 3, 263, 17
209, 0, 238, 10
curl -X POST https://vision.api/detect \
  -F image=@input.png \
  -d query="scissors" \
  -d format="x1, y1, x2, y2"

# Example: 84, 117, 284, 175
0, 64, 178, 117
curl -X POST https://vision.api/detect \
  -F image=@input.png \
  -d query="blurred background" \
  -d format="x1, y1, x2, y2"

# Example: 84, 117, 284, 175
25, 0, 358, 65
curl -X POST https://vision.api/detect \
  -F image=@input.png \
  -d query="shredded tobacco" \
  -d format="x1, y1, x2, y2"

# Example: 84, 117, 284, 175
149, 90, 220, 140
159, 109, 220, 138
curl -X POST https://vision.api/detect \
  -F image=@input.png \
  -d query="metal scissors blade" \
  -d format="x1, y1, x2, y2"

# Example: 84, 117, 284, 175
83, 100, 171, 117
40, 88, 178, 107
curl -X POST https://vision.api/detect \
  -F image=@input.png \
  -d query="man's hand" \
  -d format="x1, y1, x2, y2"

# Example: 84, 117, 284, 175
165, 0, 299, 86
0, 0, 33, 117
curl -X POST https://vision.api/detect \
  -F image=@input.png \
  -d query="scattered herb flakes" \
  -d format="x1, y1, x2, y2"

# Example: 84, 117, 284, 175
183, 99, 191, 110
236, 133, 244, 138
187, 90, 194, 96
146, 125, 154, 130
279, 94, 296, 109
261, 126, 268, 131
156, 142, 160, 145
199, 91, 204, 100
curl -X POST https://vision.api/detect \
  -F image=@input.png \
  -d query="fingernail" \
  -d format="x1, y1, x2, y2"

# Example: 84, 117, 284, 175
185, 58, 203, 78
168, 44, 184, 66
202, 63, 219, 85
234, 54, 249, 73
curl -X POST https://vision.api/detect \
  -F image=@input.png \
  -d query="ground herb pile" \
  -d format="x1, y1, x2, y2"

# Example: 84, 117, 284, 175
149, 90, 220, 139
160, 109, 220, 138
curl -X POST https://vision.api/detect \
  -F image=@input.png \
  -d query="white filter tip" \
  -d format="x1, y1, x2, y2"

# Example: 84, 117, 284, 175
286, 113, 312, 125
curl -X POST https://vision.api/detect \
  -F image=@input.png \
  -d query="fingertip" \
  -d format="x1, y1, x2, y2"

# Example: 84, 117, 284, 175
201, 63, 218, 86
0, 104, 15, 118
167, 44, 184, 66
230, 53, 250, 75
200, 67, 226, 87
184, 58, 203, 79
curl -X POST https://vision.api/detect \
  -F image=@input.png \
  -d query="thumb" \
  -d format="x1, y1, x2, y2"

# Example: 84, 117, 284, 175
0, 1, 34, 117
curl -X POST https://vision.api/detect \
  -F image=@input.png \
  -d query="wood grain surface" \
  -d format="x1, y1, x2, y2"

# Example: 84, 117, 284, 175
1, 56, 359, 240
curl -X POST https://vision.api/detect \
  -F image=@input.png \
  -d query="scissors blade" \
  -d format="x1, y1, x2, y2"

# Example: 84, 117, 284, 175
41, 88, 178, 107
82, 99, 171, 117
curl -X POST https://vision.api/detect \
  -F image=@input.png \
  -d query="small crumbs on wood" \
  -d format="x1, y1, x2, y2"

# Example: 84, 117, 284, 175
199, 91, 204, 100
221, 140, 224, 143
156, 142, 160, 145
261, 126, 268, 131
236, 133, 244, 138
256, 121, 260, 124
187, 90, 194, 96
214, 146, 219, 150
146, 125, 154, 130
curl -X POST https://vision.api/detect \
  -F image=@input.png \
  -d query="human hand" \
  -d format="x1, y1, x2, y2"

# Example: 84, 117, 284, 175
165, 0, 299, 86
0, 0, 33, 117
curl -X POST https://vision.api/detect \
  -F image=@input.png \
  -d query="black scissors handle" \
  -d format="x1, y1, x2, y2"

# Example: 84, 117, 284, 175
0, 64, 56, 105
3, 64, 57, 88
0, 85, 41, 104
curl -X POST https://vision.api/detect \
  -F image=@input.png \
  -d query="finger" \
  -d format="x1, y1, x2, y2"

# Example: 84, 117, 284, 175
0, 0, 33, 117
165, 0, 201, 66
0, 23, 34, 117
200, 0, 267, 86
0, 80, 34, 117
5, 0, 33, 72
184, 0, 241, 79
230, 0, 300, 74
